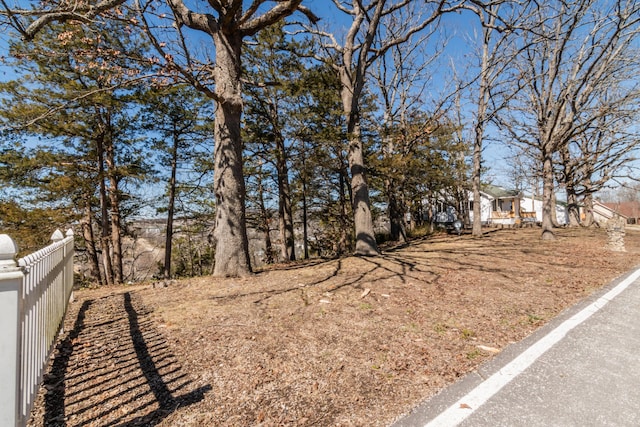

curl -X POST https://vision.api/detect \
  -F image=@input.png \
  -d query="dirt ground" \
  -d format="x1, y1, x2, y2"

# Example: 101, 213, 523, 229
28, 227, 640, 426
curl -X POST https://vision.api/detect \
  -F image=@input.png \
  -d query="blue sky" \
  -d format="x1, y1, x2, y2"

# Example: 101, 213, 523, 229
0, 2, 513, 189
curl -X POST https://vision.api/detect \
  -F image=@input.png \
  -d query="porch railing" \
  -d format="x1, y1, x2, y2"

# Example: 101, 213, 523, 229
0, 229, 74, 427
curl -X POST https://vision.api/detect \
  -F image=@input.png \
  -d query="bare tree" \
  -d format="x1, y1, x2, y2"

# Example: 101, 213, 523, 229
370, 10, 448, 243
560, 91, 640, 226
2, 0, 318, 277
499, 0, 640, 239
140, 1, 318, 276
463, 1, 527, 237
307, 0, 460, 255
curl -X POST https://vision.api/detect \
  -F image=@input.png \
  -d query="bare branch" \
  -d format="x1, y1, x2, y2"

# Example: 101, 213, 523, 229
166, 0, 217, 34
239, 0, 302, 36
135, 0, 217, 100
19, 0, 127, 40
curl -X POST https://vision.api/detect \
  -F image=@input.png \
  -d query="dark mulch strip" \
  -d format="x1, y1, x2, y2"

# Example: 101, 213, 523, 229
27, 291, 210, 427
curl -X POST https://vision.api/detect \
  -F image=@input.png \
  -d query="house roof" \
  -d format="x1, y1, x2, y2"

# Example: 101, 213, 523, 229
593, 201, 628, 220
601, 201, 640, 219
481, 184, 521, 200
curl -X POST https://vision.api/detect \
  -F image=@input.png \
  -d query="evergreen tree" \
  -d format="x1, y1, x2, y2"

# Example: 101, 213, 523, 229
138, 84, 214, 279
369, 113, 470, 235
0, 21, 154, 284
243, 23, 308, 262
2, 0, 318, 278
290, 63, 352, 257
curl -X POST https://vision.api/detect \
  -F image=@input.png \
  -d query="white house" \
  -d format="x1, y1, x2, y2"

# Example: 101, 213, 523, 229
468, 185, 521, 226
520, 194, 569, 226
465, 185, 569, 227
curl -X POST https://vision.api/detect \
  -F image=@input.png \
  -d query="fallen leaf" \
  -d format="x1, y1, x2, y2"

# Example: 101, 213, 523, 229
460, 403, 472, 409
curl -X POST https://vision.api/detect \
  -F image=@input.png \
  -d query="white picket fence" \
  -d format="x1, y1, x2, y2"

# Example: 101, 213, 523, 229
0, 229, 74, 427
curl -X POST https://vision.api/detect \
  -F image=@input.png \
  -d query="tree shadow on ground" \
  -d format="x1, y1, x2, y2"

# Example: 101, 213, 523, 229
37, 292, 211, 427
187, 229, 572, 310
209, 230, 535, 306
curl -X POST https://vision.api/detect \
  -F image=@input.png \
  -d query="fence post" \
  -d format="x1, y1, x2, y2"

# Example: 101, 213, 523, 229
65, 229, 74, 304
0, 234, 24, 427
50, 229, 64, 243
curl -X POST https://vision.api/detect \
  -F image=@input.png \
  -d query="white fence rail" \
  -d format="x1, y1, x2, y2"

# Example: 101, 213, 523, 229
0, 229, 74, 427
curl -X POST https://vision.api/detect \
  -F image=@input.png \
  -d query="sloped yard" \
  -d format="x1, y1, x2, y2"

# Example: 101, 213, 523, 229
28, 227, 640, 426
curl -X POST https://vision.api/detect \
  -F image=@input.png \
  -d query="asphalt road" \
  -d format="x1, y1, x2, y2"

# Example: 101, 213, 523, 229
392, 266, 640, 427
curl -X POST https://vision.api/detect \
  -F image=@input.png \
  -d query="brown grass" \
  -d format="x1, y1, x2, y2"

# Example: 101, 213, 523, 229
28, 227, 640, 426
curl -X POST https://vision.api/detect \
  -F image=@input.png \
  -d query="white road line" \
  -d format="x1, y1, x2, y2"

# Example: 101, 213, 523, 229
424, 267, 640, 427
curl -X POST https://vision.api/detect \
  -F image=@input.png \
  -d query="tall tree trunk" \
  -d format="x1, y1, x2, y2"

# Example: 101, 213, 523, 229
338, 170, 350, 255
341, 69, 377, 256
257, 170, 274, 264
387, 178, 406, 243
566, 185, 580, 226
387, 179, 400, 241
344, 112, 377, 256
275, 134, 295, 261
560, 144, 580, 226
472, 151, 483, 237
301, 182, 309, 259
104, 129, 124, 284
457, 181, 471, 228
107, 181, 123, 283
212, 31, 251, 277
583, 185, 595, 227
301, 144, 309, 260
549, 187, 560, 227
381, 110, 405, 243
163, 125, 179, 279
541, 150, 556, 240
96, 133, 114, 286
348, 127, 377, 255
472, 23, 491, 238
82, 202, 102, 284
